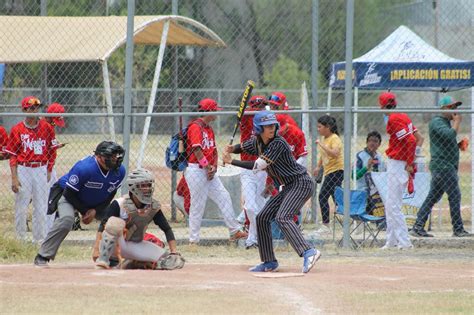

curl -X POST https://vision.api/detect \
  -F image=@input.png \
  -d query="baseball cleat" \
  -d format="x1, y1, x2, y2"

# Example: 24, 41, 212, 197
34, 254, 50, 268
249, 261, 279, 272
302, 248, 321, 273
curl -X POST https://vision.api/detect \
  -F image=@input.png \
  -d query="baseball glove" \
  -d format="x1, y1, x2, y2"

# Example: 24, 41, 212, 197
157, 253, 185, 270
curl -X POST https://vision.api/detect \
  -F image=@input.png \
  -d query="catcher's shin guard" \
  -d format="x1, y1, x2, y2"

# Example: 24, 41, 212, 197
96, 231, 116, 268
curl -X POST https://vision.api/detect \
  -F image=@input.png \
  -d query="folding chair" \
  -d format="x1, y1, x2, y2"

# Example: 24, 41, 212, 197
333, 187, 384, 248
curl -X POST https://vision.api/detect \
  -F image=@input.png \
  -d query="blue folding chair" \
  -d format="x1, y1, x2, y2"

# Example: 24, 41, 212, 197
333, 187, 384, 248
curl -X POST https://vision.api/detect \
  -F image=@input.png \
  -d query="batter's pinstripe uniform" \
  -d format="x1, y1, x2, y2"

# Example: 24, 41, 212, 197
241, 135, 315, 262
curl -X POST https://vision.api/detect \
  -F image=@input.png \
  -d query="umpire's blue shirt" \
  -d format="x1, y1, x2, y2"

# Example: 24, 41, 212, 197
59, 155, 126, 209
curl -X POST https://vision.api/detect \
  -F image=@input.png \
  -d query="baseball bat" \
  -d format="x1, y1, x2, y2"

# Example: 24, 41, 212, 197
178, 97, 184, 153
229, 80, 255, 145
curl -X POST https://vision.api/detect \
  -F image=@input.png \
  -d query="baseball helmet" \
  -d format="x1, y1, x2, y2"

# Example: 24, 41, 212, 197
46, 103, 66, 127
268, 92, 287, 109
379, 92, 397, 109
94, 141, 125, 170
249, 95, 267, 108
253, 110, 280, 135
127, 168, 155, 205
21, 96, 42, 110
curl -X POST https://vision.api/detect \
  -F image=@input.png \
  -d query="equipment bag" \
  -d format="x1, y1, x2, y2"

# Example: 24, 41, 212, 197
165, 127, 188, 171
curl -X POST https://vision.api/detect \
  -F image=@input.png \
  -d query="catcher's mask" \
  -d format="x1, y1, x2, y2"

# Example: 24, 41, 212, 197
127, 168, 155, 206
94, 141, 125, 170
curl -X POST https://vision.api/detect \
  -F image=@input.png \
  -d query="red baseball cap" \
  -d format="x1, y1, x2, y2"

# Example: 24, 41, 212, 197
21, 96, 42, 109
46, 103, 66, 128
379, 92, 397, 108
198, 98, 222, 111
249, 95, 267, 108
268, 92, 288, 109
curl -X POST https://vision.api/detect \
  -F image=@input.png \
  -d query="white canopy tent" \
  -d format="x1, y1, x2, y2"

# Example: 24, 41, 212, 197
0, 15, 226, 165
328, 26, 474, 229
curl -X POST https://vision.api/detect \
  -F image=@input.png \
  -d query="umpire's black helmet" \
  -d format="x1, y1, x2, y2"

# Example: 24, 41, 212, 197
94, 141, 125, 170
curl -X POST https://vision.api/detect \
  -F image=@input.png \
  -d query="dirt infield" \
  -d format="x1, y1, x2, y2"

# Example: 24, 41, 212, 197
1, 253, 473, 314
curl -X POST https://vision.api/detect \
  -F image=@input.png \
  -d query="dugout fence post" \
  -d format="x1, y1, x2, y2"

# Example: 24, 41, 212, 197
342, 0, 355, 248
310, 0, 319, 224
137, 20, 170, 168
121, 0, 135, 190
170, 0, 179, 222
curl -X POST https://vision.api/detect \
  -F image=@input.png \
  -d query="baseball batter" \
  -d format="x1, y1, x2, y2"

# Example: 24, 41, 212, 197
184, 98, 247, 244
34, 141, 126, 266
380, 92, 423, 250
223, 110, 321, 273
239, 95, 268, 248
5, 96, 59, 243
94, 168, 184, 270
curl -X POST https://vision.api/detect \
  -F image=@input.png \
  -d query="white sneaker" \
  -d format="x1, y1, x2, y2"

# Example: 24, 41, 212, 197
397, 244, 414, 250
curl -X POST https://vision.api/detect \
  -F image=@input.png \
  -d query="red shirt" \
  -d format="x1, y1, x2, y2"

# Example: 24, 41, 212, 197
276, 114, 298, 128
176, 177, 190, 214
0, 126, 8, 153
240, 107, 260, 161
6, 119, 59, 171
186, 118, 217, 165
385, 113, 417, 165
280, 123, 307, 159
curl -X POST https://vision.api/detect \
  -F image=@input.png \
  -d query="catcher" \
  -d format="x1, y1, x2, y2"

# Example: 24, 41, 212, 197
93, 168, 185, 270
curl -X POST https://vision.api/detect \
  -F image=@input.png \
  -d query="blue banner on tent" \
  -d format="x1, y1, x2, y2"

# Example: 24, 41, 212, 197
0, 64, 5, 89
330, 61, 474, 91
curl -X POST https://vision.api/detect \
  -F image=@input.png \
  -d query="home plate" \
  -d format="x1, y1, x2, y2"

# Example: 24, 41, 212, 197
252, 272, 304, 278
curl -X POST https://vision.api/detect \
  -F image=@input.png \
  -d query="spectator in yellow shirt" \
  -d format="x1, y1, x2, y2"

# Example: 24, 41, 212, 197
313, 115, 343, 231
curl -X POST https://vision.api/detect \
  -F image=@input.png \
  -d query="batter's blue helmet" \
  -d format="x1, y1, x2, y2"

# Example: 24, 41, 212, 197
253, 110, 279, 135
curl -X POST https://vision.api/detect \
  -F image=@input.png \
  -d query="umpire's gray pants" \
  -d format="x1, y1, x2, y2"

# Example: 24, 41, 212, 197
256, 175, 315, 263
38, 196, 75, 259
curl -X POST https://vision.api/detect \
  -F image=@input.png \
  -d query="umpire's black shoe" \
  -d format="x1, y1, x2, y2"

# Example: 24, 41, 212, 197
409, 228, 433, 238
34, 254, 50, 267
453, 230, 471, 237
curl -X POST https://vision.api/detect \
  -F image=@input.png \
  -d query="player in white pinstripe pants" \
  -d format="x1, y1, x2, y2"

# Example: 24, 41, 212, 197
223, 110, 321, 273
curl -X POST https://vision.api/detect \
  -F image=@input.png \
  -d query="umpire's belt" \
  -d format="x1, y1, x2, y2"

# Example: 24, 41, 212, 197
18, 161, 47, 168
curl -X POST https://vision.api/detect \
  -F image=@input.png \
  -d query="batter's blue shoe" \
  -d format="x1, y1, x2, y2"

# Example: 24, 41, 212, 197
302, 248, 321, 273
249, 260, 279, 272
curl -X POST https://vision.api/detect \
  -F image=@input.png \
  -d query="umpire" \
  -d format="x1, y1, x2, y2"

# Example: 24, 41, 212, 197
223, 110, 321, 273
34, 141, 126, 267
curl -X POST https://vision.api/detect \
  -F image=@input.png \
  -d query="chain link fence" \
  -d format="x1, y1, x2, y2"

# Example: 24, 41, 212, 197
0, 0, 472, 250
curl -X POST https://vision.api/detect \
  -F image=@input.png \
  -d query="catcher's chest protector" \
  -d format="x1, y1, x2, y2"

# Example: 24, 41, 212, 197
122, 197, 160, 242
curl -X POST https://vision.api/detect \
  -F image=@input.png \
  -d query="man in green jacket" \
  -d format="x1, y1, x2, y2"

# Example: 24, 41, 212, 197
410, 95, 470, 238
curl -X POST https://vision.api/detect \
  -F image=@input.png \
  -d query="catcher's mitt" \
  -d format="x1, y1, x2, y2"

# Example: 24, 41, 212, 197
157, 253, 185, 270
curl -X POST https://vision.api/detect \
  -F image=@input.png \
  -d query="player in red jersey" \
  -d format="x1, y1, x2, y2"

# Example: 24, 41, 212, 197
280, 122, 308, 168
267, 92, 298, 133
0, 125, 9, 160
184, 98, 247, 244
44, 102, 67, 186
5, 96, 60, 243
238, 95, 268, 248
379, 91, 423, 250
